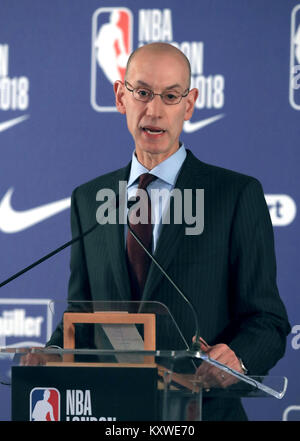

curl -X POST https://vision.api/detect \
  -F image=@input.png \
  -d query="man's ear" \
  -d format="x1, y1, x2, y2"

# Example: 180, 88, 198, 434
184, 88, 198, 121
114, 80, 126, 114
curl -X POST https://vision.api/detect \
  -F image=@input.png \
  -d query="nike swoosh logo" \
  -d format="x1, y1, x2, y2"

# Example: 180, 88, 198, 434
0, 188, 71, 233
0, 115, 29, 133
183, 114, 225, 133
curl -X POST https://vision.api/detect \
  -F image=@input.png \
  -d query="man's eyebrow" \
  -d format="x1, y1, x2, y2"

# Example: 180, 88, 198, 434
136, 80, 183, 90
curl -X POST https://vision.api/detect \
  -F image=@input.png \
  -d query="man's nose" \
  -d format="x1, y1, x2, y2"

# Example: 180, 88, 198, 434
145, 95, 164, 117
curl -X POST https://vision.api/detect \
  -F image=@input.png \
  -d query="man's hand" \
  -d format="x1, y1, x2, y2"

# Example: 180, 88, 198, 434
20, 347, 61, 366
195, 339, 244, 389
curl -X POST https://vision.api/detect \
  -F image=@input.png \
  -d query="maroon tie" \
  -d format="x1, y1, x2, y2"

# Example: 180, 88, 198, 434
126, 173, 157, 300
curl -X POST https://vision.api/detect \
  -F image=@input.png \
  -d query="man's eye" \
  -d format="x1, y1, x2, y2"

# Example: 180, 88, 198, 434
137, 89, 151, 97
165, 93, 178, 101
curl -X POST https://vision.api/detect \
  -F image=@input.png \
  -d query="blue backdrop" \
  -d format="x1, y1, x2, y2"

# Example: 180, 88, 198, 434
0, 0, 299, 421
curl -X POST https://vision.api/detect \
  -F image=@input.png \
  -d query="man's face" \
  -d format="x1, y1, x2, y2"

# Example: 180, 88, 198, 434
114, 50, 198, 163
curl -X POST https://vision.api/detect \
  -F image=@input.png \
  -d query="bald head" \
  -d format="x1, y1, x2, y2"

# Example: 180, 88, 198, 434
125, 42, 191, 89
114, 41, 199, 169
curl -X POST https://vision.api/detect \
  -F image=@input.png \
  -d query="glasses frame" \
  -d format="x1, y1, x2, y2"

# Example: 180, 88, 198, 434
124, 80, 189, 105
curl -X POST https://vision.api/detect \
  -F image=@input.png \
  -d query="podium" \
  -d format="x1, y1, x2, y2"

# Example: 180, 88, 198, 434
0, 301, 288, 421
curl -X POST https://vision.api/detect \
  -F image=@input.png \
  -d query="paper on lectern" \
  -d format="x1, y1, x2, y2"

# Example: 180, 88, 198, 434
101, 323, 144, 363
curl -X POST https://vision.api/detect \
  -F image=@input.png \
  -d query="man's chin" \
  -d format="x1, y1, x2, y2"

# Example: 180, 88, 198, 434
136, 140, 179, 158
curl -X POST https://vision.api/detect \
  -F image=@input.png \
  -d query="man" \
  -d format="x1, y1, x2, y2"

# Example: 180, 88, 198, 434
23, 43, 290, 420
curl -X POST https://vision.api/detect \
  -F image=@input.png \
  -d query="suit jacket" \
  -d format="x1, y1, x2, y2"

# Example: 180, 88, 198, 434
48, 150, 290, 420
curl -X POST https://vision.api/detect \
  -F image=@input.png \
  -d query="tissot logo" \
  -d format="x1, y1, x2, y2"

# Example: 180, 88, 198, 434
265, 194, 297, 226
90, 7, 226, 132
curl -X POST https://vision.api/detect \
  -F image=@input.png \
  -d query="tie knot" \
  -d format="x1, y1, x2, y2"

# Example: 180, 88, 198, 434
138, 173, 157, 190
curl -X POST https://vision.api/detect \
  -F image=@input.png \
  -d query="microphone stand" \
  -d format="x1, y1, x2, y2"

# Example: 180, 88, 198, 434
0, 223, 98, 289
127, 199, 202, 352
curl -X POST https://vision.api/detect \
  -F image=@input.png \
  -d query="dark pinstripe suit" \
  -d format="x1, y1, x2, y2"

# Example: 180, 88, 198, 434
48, 150, 290, 420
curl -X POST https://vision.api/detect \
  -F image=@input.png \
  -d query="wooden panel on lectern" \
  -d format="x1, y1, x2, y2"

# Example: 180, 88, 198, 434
63, 312, 156, 363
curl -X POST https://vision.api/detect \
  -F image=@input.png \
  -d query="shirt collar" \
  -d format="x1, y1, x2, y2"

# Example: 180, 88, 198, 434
127, 144, 187, 188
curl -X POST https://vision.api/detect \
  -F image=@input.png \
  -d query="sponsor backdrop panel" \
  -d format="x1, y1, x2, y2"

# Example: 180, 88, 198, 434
0, 0, 299, 421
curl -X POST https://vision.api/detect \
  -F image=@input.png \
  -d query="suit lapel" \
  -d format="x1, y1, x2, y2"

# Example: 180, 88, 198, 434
141, 151, 209, 302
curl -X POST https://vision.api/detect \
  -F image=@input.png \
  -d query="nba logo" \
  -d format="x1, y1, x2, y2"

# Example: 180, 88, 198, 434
30, 388, 60, 421
91, 7, 133, 112
289, 5, 300, 110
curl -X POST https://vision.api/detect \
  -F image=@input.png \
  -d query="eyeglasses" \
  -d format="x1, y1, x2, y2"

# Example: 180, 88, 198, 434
125, 81, 189, 105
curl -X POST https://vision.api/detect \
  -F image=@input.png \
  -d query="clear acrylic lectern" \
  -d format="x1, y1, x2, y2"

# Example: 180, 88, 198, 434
0, 301, 288, 421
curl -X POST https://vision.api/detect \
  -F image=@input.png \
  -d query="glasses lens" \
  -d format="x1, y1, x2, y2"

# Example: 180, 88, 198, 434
133, 88, 152, 102
162, 92, 181, 105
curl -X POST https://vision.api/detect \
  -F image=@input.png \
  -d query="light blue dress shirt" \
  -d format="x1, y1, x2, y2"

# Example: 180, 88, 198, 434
126, 145, 187, 252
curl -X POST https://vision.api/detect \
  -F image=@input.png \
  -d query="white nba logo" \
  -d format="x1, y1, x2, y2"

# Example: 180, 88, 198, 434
90, 7, 133, 112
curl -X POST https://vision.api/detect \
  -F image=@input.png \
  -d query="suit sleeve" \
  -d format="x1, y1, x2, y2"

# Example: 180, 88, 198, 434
227, 179, 290, 375
46, 187, 92, 347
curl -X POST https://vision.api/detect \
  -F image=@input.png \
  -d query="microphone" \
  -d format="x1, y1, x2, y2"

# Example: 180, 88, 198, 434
127, 197, 202, 352
0, 194, 120, 289
0, 222, 99, 289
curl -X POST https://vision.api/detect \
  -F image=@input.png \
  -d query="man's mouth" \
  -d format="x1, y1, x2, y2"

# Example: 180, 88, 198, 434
141, 126, 166, 135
